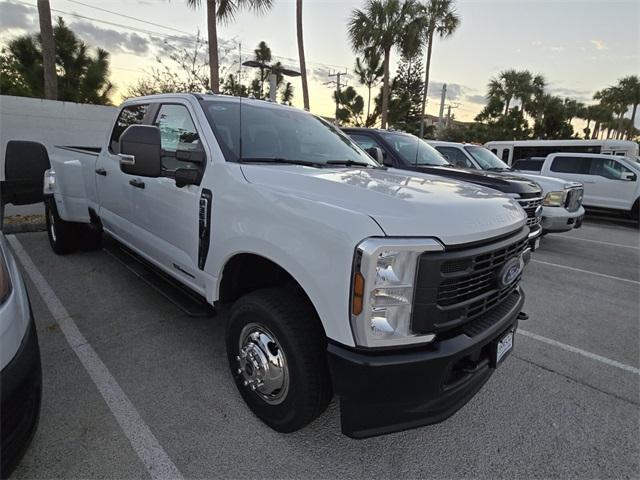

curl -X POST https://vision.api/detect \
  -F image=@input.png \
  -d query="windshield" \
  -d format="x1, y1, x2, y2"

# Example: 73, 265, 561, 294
201, 99, 379, 167
465, 146, 510, 170
379, 132, 449, 166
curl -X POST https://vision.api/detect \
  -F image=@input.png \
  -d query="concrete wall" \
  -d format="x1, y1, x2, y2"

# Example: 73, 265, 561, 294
0, 95, 117, 179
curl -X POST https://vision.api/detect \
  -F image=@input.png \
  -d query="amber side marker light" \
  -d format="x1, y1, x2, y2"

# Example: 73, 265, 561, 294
352, 271, 364, 316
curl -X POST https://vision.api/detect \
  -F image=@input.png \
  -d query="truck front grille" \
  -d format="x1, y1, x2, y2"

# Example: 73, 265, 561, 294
411, 228, 528, 336
518, 197, 543, 228
565, 187, 584, 212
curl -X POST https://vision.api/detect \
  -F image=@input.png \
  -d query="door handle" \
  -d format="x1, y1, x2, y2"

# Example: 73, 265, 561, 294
95, 168, 107, 176
129, 178, 145, 189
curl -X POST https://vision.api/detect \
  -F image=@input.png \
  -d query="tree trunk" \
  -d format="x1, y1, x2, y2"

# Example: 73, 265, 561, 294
616, 111, 624, 140
591, 121, 599, 139
366, 85, 371, 125
419, 29, 434, 138
296, 0, 310, 110
631, 102, 638, 128
380, 46, 391, 129
37, 0, 57, 100
504, 97, 511, 117
206, 0, 220, 93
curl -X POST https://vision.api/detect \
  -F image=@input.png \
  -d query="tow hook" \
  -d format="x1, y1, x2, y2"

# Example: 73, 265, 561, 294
517, 312, 529, 321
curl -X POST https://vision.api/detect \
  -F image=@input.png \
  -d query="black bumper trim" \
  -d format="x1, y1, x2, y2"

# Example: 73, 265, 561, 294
327, 289, 524, 438
1, 309, 42, 478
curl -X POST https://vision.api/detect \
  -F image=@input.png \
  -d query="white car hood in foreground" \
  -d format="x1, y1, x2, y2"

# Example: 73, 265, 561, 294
241, 165, 526, 246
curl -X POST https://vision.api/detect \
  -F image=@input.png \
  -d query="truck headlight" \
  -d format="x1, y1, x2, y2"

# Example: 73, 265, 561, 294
543, 191, 565, 207
350, 238, 444, 348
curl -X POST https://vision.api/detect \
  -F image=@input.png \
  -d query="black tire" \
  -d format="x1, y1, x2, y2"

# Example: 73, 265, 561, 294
45, 198, 79, 254
630, 199, 639, 222
226, 287, 332, 433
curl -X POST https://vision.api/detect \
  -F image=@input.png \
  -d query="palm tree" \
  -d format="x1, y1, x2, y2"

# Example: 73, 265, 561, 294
186, 0, 274, 93
348, 0, 419, 129
418, 0, 460, 137
253, 41, 272, 98
37, 0, 57, 99
619, 75, 640, 128
296, 0, 309, 110
281, 82, 294, 105
354, 47, 384, 124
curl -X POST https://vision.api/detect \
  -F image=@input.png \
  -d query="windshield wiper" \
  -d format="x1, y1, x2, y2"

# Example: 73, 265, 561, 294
326, 160, 374, 168
239, 157, 324, 168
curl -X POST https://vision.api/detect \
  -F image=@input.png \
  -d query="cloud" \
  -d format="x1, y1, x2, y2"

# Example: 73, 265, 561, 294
0, 1, 37, 31
550, 46, 564, 52
70, 20, 151, 54
547, 84, 593, 103
590, 39, 608, 51
465, 94, 487, 105
530, 40, 543, 47
427, 81, 468, 102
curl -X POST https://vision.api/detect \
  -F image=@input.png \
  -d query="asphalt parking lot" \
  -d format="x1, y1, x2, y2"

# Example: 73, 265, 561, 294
7, 217, 640, 479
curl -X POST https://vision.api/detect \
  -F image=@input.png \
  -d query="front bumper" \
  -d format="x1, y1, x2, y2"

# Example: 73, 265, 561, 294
541, 206, 585, 233
1, 313, 42, 478
528, 224, 542, 250
328, 289, 524, 438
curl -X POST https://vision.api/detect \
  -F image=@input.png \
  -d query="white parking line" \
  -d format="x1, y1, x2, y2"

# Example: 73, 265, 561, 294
552, 235, 639, 250
531, 259, 639, 285
7, 235, 183, 480
518, 329, 640, 376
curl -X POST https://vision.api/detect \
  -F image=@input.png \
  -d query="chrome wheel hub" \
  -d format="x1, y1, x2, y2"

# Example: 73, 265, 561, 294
236, 324, 289, 405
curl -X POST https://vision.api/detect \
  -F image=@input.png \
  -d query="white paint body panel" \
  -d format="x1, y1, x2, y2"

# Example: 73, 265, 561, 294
0, 233, 31, 369
45, 94, 528, 347
520, 153, 640, 211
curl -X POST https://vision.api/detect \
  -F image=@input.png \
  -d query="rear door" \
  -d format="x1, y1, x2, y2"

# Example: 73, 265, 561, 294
95, 103, 150, 244
130, 102, 208, 293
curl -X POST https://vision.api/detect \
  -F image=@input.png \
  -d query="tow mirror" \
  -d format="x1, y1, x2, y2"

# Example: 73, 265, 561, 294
119, 125, 162, 177
175, 168, 200, 188
365, 147, 384, 164
1, 141, 51, 207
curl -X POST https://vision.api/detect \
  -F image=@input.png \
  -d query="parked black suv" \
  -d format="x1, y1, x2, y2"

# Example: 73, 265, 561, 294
343, 128, 544, 248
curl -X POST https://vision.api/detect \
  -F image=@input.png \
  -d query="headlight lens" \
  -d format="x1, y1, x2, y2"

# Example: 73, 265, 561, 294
543, 191, 565, 207
0, 248, 12, 305
350, 238, 444, 348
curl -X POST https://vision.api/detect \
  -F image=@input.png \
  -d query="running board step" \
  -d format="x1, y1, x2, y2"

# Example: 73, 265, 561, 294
103, 238, 214, 318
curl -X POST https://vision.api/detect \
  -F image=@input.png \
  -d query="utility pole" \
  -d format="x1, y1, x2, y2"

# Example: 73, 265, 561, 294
37, 0, 57, 100
445, 103, 459, 128
328, 69, 348, 124
438, 83, 447, 126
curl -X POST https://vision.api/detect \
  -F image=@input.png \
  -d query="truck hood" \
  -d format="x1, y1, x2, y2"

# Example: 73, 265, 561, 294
241, 165, 526, 246
402, 165, 542, 197
506, 172, 582, 194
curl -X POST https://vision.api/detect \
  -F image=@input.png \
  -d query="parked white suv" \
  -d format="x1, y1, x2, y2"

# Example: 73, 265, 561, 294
513, 152, 640, 219
10, 94, 533, 438
428, 141, 586, 233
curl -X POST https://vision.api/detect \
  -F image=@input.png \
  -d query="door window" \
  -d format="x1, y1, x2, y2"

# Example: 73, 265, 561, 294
153, 104, 204, 177
109, 104, 149, 153
590, 158, 633, 180
435, 146, 473, 168
501, 149, 510, 163
550, 156, 591, 174
350, 134, 384, 150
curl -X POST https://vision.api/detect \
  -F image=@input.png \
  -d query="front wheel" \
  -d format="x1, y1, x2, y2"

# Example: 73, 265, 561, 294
45, 198, 78, 254
226, 288, 332, 433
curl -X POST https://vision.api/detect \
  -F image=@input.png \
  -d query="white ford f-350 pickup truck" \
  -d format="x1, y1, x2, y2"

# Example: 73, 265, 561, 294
13, 93, 532, 438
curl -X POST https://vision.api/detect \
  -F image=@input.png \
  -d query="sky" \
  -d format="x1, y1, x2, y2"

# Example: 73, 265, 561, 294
1, 0, 639, 124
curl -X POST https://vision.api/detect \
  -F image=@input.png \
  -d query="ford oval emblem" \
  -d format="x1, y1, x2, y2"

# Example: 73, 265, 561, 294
499, 257, 524, 287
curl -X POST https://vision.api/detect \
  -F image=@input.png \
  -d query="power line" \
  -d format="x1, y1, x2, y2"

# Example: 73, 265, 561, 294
64, 0, 195, 36
15, 0, 349, 72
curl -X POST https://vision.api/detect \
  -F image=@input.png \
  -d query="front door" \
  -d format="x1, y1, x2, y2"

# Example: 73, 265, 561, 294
586, 157, 637, 210
131, 103, 209, 293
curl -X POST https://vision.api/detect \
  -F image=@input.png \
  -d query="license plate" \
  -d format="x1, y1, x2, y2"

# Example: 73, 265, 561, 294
493, 329, 514, 366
